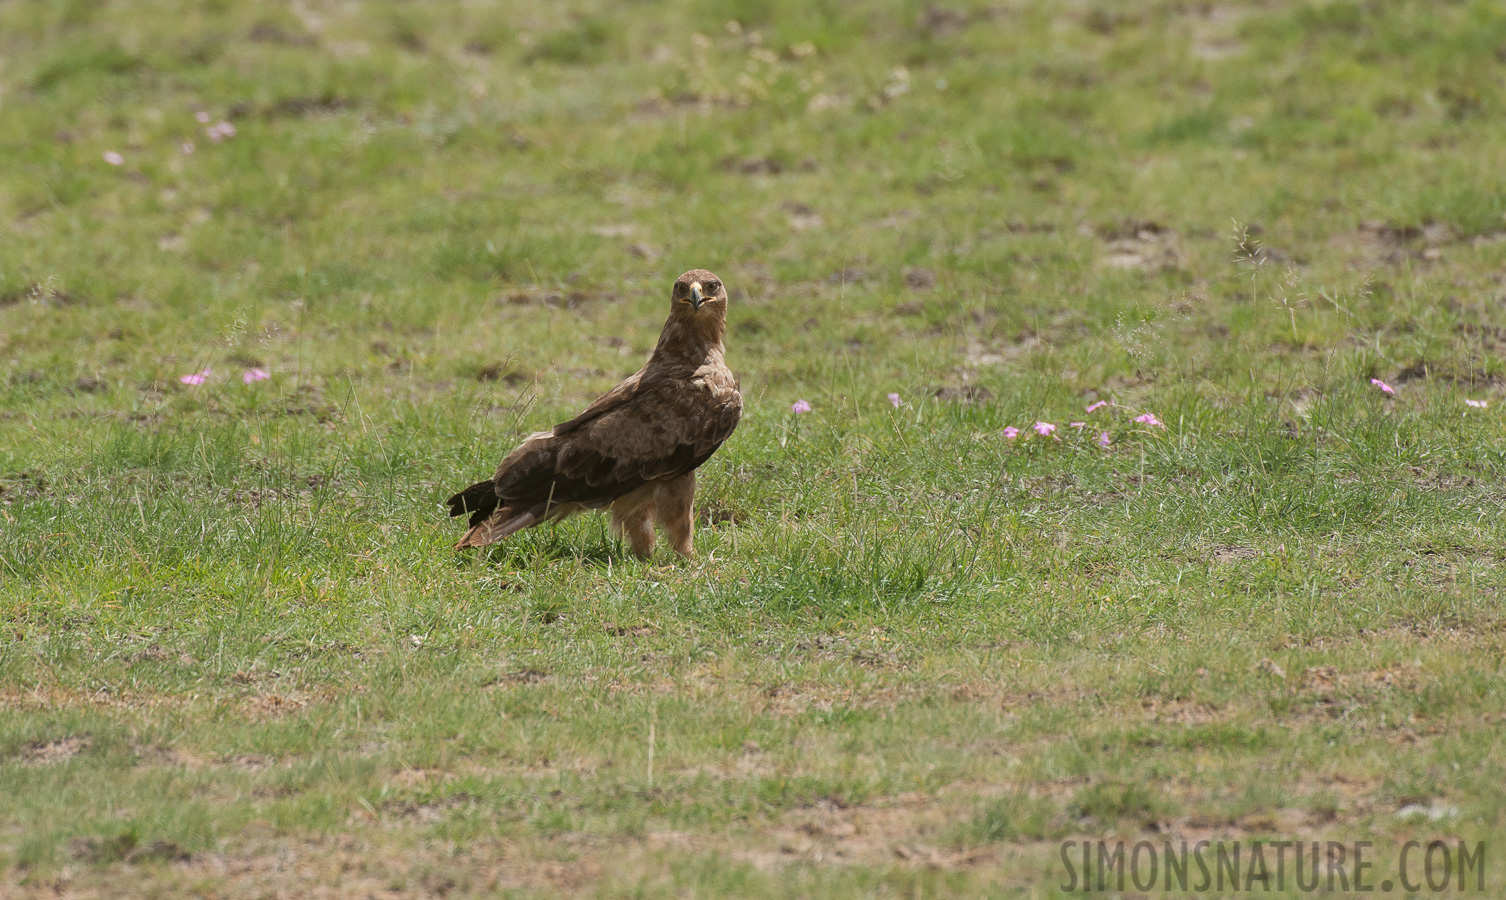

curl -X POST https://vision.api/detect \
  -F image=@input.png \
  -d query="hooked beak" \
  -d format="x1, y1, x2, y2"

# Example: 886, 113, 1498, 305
689, 282, 706, 310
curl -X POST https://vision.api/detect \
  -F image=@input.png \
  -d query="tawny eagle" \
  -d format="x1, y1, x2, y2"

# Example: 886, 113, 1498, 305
447, 269, 742, 557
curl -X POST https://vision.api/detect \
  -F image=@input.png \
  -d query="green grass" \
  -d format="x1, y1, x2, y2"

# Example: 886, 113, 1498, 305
3, 0, 1506, 896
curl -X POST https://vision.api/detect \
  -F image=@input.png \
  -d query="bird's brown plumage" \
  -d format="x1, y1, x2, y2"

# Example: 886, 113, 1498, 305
447, 269, 742, 557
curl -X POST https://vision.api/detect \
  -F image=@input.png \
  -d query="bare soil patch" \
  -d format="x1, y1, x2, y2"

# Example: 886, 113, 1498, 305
5, 834, 601, 899
1097, 221, 1183, 272
1329, 220, 1454, 264
736, 795, 990, 872
17, 735, 90, 765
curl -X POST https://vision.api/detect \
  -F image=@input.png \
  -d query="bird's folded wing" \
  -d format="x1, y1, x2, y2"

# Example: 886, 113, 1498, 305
489, 377, 739, 510
555, 379, 741, 488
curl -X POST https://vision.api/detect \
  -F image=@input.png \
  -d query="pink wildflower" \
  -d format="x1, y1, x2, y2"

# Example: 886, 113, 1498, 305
1465, 398, 1488, 409
887, 392, 901, 408
791, 399, 811, 414
242, 368, 270, 384
1370, 378, 1394, 395
195, 111, 212, 124
1085, 400, 1109, 413
179, 368, 212, 386
1003, 426, 1020, 440
1133, 413, 1165, 428
1033, 421, 1056, 437
207, 121, 236, 143
1069, 421, 1086, 428
1098, 431, 1111, 449
103, 151, 124, 166
180, 141, 195, 155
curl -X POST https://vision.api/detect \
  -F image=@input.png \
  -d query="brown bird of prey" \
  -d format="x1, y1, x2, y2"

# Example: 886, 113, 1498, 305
447, 269, 741, 558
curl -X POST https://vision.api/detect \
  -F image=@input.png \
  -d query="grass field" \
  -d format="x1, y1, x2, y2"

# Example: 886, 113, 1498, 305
3, 0, 1506, 896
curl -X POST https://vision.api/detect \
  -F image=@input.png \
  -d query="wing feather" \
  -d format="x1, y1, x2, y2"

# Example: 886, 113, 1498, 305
486, 373, 740, 512
561, 376, 739, 485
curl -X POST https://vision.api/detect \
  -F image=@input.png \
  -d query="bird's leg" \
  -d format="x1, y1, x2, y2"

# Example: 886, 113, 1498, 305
653, 472, 696, 558
621, 512, 655, 559
610, 489, 656, 559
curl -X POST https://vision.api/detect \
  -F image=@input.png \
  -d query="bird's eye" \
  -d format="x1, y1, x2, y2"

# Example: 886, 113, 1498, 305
707, 281, 721, 293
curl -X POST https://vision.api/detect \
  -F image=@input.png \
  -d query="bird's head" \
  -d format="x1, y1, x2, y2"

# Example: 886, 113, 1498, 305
671, 269, 727, 316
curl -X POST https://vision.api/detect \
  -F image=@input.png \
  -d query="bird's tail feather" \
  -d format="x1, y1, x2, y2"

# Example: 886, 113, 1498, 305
447, 480, 500, 526
455, 507, 539, 550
